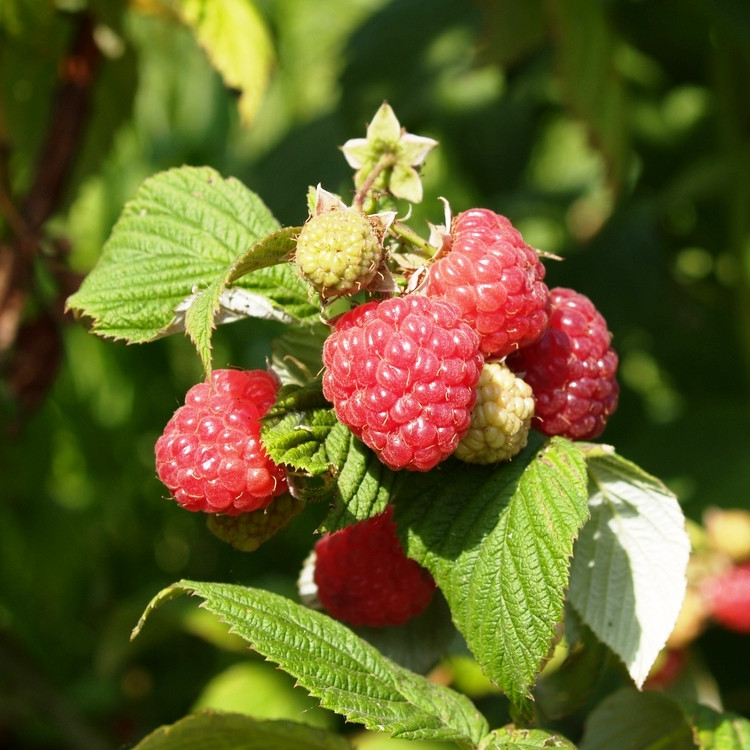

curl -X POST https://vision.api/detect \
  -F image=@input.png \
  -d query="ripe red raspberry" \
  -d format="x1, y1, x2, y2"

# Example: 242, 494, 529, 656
155, 369, 288, 515
322, 295, 484, 472
703, 562, 750, 634
312, 506, 436, 627
423, 208, 550, 359
508, 287, 619, 440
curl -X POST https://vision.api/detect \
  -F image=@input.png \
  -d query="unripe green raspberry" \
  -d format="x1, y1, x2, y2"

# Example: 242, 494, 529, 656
454, 362, 534, 464
206, 493, 305, 551
295, 208, 382, 297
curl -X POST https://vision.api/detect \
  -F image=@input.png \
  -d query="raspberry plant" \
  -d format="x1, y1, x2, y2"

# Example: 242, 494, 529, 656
67, 104, 749, 749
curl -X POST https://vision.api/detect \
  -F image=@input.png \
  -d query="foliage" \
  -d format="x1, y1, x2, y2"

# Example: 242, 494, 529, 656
2, 1, 750, 749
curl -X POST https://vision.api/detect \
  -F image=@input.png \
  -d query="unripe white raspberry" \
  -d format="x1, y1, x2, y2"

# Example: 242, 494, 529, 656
454, 362, 534, 464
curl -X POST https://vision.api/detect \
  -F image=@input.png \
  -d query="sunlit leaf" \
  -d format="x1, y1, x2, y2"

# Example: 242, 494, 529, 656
395, 435, 589, 707
177, 0, 274, 126
568, 449, 690, 687
133, 582, 489, 745
132, 711, 348, 750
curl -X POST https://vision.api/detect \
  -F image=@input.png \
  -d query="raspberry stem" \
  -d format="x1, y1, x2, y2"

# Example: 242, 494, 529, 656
389, 221, 435, 256
352, 152, 396, 211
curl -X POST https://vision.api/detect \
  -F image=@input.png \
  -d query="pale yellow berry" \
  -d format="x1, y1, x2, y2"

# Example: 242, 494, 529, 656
704, 508, 750, 563
455, 362, 535, 464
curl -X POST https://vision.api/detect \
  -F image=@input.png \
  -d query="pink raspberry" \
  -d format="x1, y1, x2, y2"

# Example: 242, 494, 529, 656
508, 287, 619, 440
424, 208, 550, 358
322, 295, 484, 472
155, 369, 288, 515
312, 506, 436, 627
703, 562, 750, 634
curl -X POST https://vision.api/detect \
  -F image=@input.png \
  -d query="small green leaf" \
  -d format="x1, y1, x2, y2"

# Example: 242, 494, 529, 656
262, 384, 338, 477
682, 701, 750, 749
229, 226, 299, 283
133, 582, 489, 745
568, 450, 690, 688
579, 689, 695, 750
395, 434, 589, 706
261, 386, 396, 519
177, 0, 274, 126
478, 725, 576, 749
321, 425, 395, 531
264, 408, 339, 477
132, 710, 349, 750
184, 272, 234, 373
67, 166, 283, 343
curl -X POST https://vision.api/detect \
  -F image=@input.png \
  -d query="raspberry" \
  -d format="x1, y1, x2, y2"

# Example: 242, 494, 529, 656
702, 562, 750, 633
312, 506, 436, 627
322, 295, 484, 472
424, 208, 550, 358
295, 208, 382, 297
508, 287, 619, 440
154, 369, 288, 515
207, 493, 306, 551
454, 362, 535, 464
704, 508, 750, 563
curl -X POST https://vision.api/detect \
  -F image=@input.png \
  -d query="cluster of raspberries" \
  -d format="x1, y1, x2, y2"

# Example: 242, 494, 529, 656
322, 207, 620, 473
153, 206, 620, 629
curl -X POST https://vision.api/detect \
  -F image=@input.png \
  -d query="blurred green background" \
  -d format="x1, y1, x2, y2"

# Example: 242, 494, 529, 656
2, 0, 750, 747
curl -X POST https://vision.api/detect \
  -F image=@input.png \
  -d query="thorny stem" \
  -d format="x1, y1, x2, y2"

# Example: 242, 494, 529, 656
352, 151, 397, 211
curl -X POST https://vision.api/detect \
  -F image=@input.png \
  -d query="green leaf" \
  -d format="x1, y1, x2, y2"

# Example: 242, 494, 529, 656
271, 323, 328, 386
394, 434, 589, 706
67, 166, 284, 343
681, 702, 750, 750
568, 449, 690, 688
579, 689, 696, 750
184, 271, 235, 373
133, 582, 489, 745
321, 424, 395, 531
237, 263, 321, 326
182, 228, 300, 370
262, 384, 339, 476
478, 725, 576, 749
548, 0, 630, 189
261, 386, 396, 520
132, 710, 349, 750
350, 593, 456, 677
229, 226, 299, 283
177, 0, 274, 126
